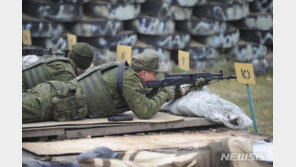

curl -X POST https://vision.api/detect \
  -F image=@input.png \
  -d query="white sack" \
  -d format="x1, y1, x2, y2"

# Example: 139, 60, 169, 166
22, 55, 40, 69
161, 87, 252, 130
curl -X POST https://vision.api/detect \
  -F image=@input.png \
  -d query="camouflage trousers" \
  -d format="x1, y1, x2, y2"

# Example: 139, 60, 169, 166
79, 137, 272, 167
22, 81, 88, 123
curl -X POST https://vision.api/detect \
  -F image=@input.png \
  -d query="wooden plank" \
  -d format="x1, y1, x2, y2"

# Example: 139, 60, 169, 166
23, 130, 267, 156
22, 117, 216, 139
23, 111, 184, 129
23, 150, 78, 162
65, 117, 216, 139
23, 128, 65, 138
23, 123, 129, 131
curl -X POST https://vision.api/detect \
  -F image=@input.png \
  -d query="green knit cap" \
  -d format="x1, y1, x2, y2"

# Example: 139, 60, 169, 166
68, 42, 94, 70
131, 52, 160, 72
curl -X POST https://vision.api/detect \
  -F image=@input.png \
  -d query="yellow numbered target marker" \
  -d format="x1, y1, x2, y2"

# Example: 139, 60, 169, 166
116, 45, 132, 64
234, 62, 258, 132
22, 30, 32, 45
67, 34, 77, 50
178, 50, 190, 72
234, 62, 256, 85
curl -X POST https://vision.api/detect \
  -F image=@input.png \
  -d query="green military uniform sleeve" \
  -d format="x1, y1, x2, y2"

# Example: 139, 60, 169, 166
121, 68, 168, 119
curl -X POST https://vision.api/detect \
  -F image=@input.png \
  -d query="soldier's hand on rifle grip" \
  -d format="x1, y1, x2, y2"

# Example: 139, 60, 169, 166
189, 78, 207, 91
174, 85, 183, 99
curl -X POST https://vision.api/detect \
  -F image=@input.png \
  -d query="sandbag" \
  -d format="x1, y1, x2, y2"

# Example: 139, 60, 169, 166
162, 87, 252, 130
22, 55, 40, 68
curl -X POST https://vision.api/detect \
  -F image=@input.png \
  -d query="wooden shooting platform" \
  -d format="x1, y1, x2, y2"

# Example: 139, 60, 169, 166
22, 111, 217, 139
22, 129, 269, 165
23, 130, 267, 156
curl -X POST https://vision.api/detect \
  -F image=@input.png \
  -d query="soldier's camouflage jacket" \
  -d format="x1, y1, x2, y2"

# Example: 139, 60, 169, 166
98, 63, 169, 119
22, 62, 169, 123
22, 57, 78, 91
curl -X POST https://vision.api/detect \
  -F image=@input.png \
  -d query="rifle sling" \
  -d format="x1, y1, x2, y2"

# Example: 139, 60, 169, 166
117, 61, 128, 95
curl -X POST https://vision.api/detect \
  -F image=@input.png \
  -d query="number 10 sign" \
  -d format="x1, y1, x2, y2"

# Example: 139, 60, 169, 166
234, 62, 256, 85
234, 62, 258, 133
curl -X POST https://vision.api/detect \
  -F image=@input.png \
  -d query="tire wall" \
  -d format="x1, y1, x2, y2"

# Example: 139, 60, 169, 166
22, 0, 273, 75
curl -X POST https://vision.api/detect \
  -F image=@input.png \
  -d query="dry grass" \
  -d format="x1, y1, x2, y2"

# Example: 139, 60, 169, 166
208, 73, 273, 135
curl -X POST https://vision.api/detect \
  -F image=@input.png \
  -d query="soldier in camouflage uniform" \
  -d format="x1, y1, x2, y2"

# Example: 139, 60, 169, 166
22, 42, 94, 91
23, 53, 205, 123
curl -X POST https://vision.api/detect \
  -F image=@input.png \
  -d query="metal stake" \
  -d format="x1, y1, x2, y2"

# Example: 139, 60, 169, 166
246, 84, 258, 133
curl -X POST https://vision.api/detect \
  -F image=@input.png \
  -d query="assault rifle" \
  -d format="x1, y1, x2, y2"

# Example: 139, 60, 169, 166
22, 48, 67, 57
142, 70, 236, 98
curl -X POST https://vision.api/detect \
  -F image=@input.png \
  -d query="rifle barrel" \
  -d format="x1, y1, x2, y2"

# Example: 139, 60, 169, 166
142, 72, 236, 88
22, 48, 66, 56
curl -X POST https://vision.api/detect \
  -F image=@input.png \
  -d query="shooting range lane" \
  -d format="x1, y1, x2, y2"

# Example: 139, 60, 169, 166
22, 130, 267, 156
